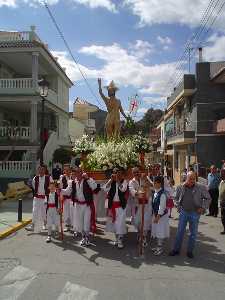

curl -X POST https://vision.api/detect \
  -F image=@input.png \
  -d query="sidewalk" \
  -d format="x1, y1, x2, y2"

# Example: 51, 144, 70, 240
0, 194, 33, 238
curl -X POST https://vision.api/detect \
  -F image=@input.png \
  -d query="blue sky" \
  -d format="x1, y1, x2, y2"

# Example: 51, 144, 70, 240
1, 0, 225, 118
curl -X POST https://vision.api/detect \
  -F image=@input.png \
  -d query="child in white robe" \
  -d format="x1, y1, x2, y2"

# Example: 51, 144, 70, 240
46, 182, 60, 243
151, 176, 170, 256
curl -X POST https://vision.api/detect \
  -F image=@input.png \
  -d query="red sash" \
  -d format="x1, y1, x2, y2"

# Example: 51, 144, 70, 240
35, 195, 45, 199
48, 203, 56, 208
108, 201, 121, 223
138, 198, 148, 205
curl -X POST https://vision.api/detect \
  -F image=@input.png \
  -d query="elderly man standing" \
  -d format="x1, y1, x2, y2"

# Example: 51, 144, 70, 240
207, 165, 220, 217
169, 172, 211, 258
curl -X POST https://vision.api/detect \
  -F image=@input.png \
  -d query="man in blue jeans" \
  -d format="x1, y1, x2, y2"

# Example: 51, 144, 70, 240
169, 172, 211, 258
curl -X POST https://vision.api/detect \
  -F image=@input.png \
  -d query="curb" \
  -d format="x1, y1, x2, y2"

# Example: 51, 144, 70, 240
0, 219, 32, 239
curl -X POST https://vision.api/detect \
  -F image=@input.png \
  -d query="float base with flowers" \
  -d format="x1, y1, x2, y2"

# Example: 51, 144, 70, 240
73, 134, 152, 180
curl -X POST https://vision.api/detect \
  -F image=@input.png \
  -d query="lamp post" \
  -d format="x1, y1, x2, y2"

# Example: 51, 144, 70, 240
38, 78, 49, 166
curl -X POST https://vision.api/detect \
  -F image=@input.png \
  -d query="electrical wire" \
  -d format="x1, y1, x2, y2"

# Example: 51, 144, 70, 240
164, 0, 224, 94
42, 0, 104, 109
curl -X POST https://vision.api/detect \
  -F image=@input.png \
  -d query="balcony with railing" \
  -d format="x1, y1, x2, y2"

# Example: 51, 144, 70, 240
166, 128, 195, 145
0, 126, 30, 140
0, 30, 42, 44
0, 161, 32, 178
167, 74, 196, 109
0, 78, 35, 95
0, 77, 58, 106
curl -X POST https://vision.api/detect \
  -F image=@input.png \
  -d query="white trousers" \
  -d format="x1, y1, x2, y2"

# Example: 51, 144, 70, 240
63, 198, 71, 226
127, 196, 136, 219
32, 197, 46, 226
74, 203, 91, 234
151, 213, 170, 239
134, 202, 152, 233
47, 207, 60, 235
106, 207, 127, 235
70, 201, 76, 231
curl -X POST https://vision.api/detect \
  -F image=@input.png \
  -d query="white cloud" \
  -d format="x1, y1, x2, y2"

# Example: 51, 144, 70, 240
129, 39, 154, 59
0, 0, 117, 11
53, 43, 181, 99
51, 50, 99, 81
123, 0, 225, 28
204, 34, 225, 61
143, 96, 166, 109
157, 36, 173, 51
157, 36, 172, 45
73, 0, 116, 12
137, 107, 148, 114
0, 0, 17, 7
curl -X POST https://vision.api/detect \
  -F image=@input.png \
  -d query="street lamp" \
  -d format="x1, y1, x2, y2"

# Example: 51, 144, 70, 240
38, 78, 49, 166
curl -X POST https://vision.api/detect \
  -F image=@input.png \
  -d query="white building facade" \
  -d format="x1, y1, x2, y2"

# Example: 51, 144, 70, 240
0, 26, 73, 178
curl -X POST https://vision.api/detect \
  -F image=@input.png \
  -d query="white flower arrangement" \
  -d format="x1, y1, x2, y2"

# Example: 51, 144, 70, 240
86, 139, 139, 171
73, 135, 96, 155
132, 132, 152, 153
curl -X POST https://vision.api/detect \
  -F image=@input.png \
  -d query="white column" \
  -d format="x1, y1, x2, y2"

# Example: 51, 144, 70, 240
30, 101, 38, 143
32, 52, 39, 89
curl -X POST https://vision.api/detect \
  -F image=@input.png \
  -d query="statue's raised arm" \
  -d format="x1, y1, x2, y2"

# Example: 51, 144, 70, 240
98, 78, 108, 106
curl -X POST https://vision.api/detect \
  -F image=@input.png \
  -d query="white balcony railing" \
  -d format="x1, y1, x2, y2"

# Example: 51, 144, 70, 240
0, 161, 32, 178
0, 126, 30, 139
0, 78, 33, 89
0, 31, 42, 43
0, 161, 32, 171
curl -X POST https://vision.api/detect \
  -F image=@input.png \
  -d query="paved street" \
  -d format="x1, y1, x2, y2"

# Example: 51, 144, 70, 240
0, 211, 224, 300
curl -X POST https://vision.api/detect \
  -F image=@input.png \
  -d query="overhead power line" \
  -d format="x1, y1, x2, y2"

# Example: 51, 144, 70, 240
164, 0, 225, 96
42, 0, 103, 109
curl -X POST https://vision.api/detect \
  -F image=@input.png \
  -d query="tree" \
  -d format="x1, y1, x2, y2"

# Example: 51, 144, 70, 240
121, 108, 163, 136
53, 148, 72, 165
135, 108, 163, 134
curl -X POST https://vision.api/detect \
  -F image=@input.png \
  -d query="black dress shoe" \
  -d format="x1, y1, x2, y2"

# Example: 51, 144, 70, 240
206, 214, 212, 216
220, 231, 225, 235
187, 252, 194, 259
169, 250, 180, 256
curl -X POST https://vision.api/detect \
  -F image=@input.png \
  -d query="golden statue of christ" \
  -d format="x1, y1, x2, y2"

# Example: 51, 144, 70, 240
98, 78, 127, 139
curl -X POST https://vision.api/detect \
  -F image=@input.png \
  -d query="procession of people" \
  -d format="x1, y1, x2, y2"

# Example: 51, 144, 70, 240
24, 161, 224, 259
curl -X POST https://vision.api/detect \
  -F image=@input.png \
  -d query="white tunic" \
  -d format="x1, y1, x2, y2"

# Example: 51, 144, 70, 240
46, 192, 60, 228
32, 175, 53, 198
31, 175, 53, 226
151, 189, 170, 239
103, 180, 128, 235
59, 175, 71, 190
129, 177, 152, 232
59, 175, 72, 226
62, 178, 98, 233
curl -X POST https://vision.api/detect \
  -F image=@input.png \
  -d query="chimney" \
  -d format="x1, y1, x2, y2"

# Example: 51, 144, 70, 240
30, 25, 36, 32
199, 47, 203, 63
